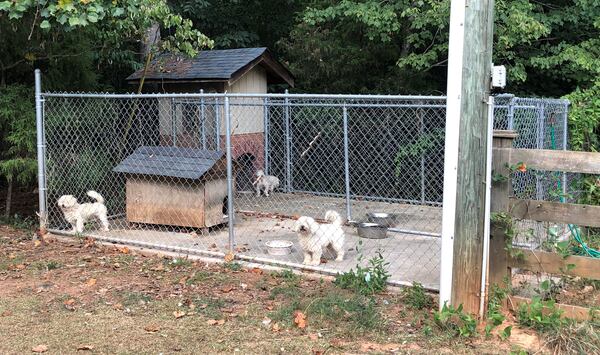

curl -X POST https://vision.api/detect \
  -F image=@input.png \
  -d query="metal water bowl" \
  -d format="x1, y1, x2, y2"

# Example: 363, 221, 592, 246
366, 212, 399, 228
357, 222, 388, 239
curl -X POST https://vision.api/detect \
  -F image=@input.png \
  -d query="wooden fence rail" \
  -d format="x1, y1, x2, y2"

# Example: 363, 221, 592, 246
489, 130, 600, 321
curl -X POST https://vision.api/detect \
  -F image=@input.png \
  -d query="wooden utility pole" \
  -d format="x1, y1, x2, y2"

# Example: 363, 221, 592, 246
440, 0, 496, 314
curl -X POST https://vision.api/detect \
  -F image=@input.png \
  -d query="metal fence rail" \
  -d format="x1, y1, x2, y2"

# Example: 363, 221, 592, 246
36, 78, 569, 290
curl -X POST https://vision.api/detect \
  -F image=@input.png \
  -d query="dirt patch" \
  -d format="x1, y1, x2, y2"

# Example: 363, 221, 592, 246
0, 224, 527, 354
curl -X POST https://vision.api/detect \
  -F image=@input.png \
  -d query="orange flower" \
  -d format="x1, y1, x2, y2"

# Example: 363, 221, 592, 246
516, 163, 527, 173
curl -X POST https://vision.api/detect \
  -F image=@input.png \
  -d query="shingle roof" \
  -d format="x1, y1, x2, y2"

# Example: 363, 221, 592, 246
126, 47, 293, 86
113, 146, 224, 180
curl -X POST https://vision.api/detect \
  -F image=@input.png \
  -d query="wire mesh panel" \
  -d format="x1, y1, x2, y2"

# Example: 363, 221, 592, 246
493, 95, 571, 248
40, 91, 569, 291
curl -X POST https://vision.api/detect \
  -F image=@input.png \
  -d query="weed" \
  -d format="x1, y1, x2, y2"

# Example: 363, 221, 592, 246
272, 269, 299, 282
306, 293, 382, 331
485, 284, 508, 337
34, 260, 62, 271
270, 284, 300, 300
122, 291, 152, 307
490, 212, 524, 259
434, 303, 477, 337
402, 282, 433, 310
269, 299, 301, 326
544, 321, 600, 354
193, 297, 226, 319
517, 296, 565, 332
166, 257, 192, 268
334, 245, 390, 295
185, 271, 213, 286
223, 262, 242, 271
0, 214, 36, 230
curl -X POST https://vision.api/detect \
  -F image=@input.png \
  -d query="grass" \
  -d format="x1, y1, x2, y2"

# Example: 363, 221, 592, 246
121, 291, 153, 307
402, 282, 434, 310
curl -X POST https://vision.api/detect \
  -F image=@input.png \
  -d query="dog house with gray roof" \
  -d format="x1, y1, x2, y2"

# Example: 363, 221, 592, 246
113, 146, 231, 229
126, 48, 294, 192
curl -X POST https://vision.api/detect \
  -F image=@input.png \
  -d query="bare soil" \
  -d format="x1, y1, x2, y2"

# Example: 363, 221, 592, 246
0, 224, 537, 354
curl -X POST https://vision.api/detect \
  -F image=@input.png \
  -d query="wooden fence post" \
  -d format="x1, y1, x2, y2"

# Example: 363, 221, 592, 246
442, 0, 496, 314
488, 130, 517, 292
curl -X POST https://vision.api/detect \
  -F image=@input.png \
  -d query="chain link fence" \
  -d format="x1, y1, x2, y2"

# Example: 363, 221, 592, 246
493, 94, 571, 248
38, 90, 569, 290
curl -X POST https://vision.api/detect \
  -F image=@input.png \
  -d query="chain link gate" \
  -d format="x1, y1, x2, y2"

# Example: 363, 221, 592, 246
36, 73, 569, 291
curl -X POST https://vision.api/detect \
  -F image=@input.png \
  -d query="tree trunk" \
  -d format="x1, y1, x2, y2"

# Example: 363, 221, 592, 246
4, 178, 13, 219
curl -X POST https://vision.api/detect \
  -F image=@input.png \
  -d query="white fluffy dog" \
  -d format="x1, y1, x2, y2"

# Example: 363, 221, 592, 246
57, 191, 109, 233
254, 169, 280, 197
293, 210, 345, 265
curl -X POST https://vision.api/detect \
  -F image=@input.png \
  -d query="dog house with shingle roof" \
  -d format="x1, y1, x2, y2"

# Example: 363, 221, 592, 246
126, 48, 294, 192
113, 146, 232, 229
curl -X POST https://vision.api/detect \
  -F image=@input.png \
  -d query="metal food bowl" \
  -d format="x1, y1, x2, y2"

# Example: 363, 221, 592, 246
265, 240, 293, 255
357, 222, 388, 239
366, 212, 399, 228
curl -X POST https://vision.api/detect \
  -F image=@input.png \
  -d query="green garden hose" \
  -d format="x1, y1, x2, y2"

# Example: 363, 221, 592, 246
549, 125, 600, 258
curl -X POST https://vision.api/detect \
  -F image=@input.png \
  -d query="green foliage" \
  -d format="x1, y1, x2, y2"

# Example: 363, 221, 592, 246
490, 212, 524, 259
517, 296, 565, 332
0, 0, 212, 57
565, 87, 600, 152
434, 303, 477, 338
306, 293, 382, 331
402, 282, 434, 310
0, 85, 37, 185
334, 243, 390, 295
395, 128, 444, 176
485, 284, 508, 337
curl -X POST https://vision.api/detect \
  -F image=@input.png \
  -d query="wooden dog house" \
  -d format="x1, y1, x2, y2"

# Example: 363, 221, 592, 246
113, 146, 231, 228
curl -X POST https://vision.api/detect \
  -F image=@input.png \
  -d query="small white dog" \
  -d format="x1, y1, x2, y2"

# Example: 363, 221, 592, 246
57, 191, 109, 233
293, 210, 345, 265
254, 169, 280, 197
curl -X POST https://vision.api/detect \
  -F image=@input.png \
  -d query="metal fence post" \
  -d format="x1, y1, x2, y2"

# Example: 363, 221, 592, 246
215, 98, 221, 149
171, 98, 177, 146
284, 89, 292, 192
200, 89, 206, 149
419, 104, 426, 204
536, 102, 545, 200
224, 96, 235, 252
507, 96, 515, 131
263, 97, 269, 174
342, 103, 352, 221
34, 69, 47, 221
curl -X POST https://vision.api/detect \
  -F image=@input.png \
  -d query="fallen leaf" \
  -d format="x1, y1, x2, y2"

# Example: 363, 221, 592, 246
294, 310, 307, 329
64, 298, 76, 305
8, 253, 16, 259
85, 278, 97, 287
224, 252, 235, 262
250, 267, 263, 275
206, 319, 225, 326
34, 240, 42, 247
32, 345, 48, 353
271, 323, 281, 332
76, 345, 94, 351
144, 323, 160, 333
113, 303, 124, 310
221, 286, 234, 293
308, 333, 319, 341
119, 246, 130, 254
173, 310, 186, 319
312, 350, 324, 355
359, 342, 401, 352
265, 305, 274, 311
151, 264, 165, 272
15, 264, 26, 270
